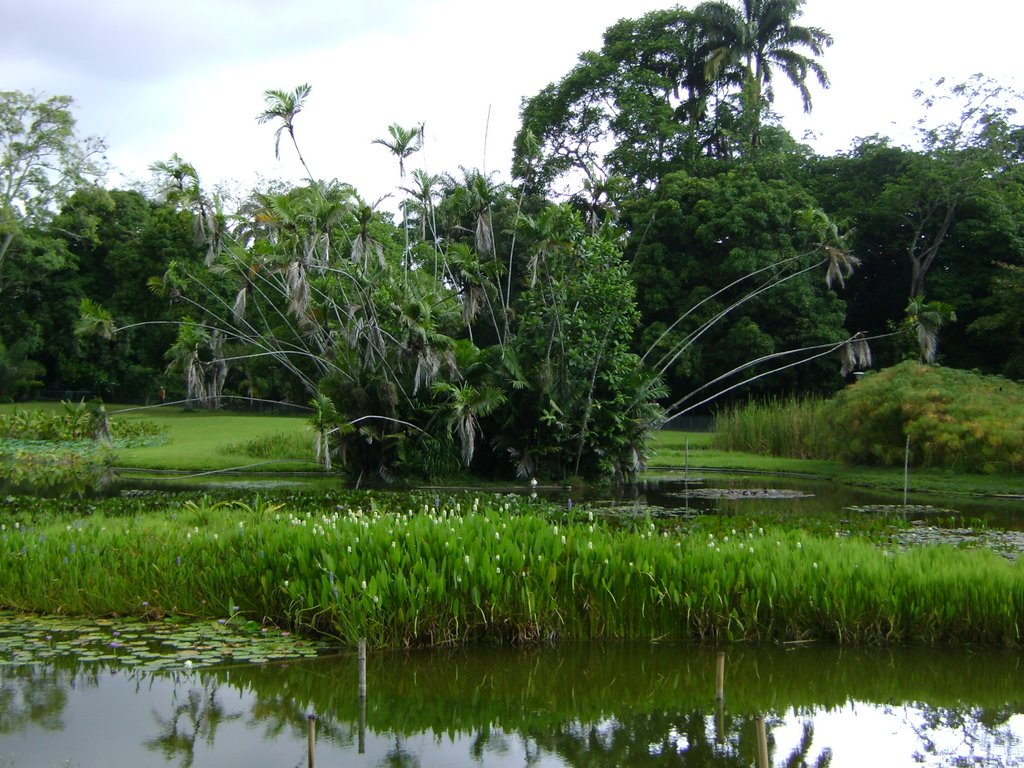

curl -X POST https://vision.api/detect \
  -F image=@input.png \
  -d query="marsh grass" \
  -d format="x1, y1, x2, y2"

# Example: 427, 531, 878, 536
2, 493, 1021, 648
714, 397, 838, 460
221, 431, 314, 461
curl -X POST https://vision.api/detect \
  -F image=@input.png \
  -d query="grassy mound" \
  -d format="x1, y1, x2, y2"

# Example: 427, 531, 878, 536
715, 363, 1024, 474
828, 363, 1024, 473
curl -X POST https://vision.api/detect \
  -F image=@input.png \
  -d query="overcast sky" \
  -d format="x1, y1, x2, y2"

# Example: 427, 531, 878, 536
4, 0, 1021, 205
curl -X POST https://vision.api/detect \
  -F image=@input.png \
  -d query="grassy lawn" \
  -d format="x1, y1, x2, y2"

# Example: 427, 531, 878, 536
0, 402, 316, 473
111, 406, 316, 472
4, 402, 1022, 494
649, 429, 1024, 498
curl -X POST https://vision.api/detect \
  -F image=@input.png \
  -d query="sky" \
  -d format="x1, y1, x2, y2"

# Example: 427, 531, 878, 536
4, 0, 1021, 207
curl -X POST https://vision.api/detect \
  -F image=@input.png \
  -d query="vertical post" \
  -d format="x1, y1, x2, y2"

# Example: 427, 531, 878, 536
358, 637, 367, 754
358, 696, 367, 754
714, 651, 726, 745
358, 637, 367, 699
715, 651, 725, 701
755, 716, 769, 768
307, 714, 317, 768
903, 435, 911, 506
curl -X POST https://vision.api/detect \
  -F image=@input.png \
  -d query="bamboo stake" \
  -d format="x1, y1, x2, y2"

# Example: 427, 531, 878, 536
307, 714, 317, 768
904, 435, 911, 506
715, 651, 725, 700
755, 716, 769, 768
358, 637, 367, 754
358, 637, 367, 699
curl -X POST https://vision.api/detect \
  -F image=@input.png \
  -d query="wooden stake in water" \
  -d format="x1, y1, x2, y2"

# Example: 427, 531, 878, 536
358, 637, 367, 700
358, 637, 367, 754
307, 714, 317, 768
904, 435, 911, 506
358, 696, 367, 754
755, 716, 769, 768
715, 651, 725, 701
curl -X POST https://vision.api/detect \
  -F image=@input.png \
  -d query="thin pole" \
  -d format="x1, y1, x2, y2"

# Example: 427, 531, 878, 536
358, 637, 367, 699
755, 716, 769, 768
715, 651, 725, 701
904, 435, 911, 506
358, 637, 367, 754
307, 714, 317, 768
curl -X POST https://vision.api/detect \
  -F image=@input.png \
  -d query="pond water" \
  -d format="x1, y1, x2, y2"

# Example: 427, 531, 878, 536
3, 642, 1023, 767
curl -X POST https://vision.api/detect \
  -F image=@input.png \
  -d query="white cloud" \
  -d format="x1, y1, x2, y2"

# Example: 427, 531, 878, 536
3, 0, 1020, 204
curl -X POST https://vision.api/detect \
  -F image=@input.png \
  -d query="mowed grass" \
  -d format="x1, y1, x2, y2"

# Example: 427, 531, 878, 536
112, 407, 316, 472
0, 402, 317, 472
648, 429, 1024, 498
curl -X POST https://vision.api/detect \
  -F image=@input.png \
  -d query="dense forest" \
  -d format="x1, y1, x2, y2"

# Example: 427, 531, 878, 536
1, 1, 1021, 482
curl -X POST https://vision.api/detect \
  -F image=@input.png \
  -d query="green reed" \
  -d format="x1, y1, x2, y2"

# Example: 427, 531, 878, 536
714, 397, 837, 460
1, 494, 1022, 648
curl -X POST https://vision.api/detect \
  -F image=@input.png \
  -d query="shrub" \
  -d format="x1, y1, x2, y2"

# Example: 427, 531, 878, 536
825, 362, 1024, 473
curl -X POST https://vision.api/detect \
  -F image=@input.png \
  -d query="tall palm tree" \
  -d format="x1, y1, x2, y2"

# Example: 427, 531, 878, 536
696, 0, 832, 145
374, 122, 423, 270
257, 84, 316, 181
372, 123, 422, 180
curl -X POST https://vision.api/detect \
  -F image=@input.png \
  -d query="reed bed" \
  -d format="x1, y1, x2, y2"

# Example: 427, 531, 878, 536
1, 494, 1021, 648
714, 397, 837, 460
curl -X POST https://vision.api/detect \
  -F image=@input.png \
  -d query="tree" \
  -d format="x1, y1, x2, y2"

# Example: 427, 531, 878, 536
0, 92, 106, 397
889, 75, 1022, 300
0, 91, 106, 290
257, 84, 315, 181
624, 166, 852, 412
969, 261, 1024, 378
514, 3, 833, 195
696, 0, 832, 145
372, 123, 422, 180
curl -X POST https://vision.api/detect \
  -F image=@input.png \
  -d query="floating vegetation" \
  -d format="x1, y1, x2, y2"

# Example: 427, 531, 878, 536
0, 612, 334, 671
680, 487, 814, 500
844, 504, 960, 516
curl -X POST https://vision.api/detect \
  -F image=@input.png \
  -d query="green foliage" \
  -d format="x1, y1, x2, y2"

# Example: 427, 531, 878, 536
2, 493, 1024, 648
826, 362, 1024, 472
625, 167, 850, 410
714, 396, 837, 459
515, 1, 832, 191
0, 403, 164, 443
219, 431, 312, 461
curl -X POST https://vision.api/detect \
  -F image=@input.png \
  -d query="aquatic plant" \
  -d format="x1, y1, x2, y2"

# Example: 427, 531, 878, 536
1, 492, 1022, 648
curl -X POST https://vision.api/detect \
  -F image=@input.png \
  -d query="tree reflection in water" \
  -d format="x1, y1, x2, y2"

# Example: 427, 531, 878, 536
902, 705, 1024, 767
2, 643, 1024, 766
145, 683, 243, 768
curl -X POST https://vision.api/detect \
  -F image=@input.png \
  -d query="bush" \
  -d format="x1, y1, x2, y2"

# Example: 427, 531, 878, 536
826, 362, 1024, 473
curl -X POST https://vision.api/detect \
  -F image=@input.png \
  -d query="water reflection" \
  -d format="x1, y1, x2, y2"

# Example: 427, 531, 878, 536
3, 643, 1024, 766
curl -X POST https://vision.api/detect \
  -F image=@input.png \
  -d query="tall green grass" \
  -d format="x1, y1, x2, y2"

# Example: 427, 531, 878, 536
1, 493, 1021, 648
714, 397, 837, 460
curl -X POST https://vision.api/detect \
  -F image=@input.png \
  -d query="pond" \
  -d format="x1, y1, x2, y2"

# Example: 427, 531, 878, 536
3, 640, 1023, 767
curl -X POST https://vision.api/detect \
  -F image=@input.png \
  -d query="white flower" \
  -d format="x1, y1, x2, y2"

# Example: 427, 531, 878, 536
184, 659, 193, 669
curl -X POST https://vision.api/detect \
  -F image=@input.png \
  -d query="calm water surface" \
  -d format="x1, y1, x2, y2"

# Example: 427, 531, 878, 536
3, 642, 1023, 767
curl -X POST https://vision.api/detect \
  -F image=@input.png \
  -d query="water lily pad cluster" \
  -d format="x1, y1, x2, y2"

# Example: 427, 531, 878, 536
0, 612, 334, 672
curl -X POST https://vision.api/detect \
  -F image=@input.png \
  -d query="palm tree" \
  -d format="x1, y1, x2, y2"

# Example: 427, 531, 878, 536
374, 122, 423, 270
372, 123, 422, 180
696, 0, 832, 145
431, 381, 506, 466
905, 295, 956, 364
256, 84, 316, 181
400, 168, 443, 244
